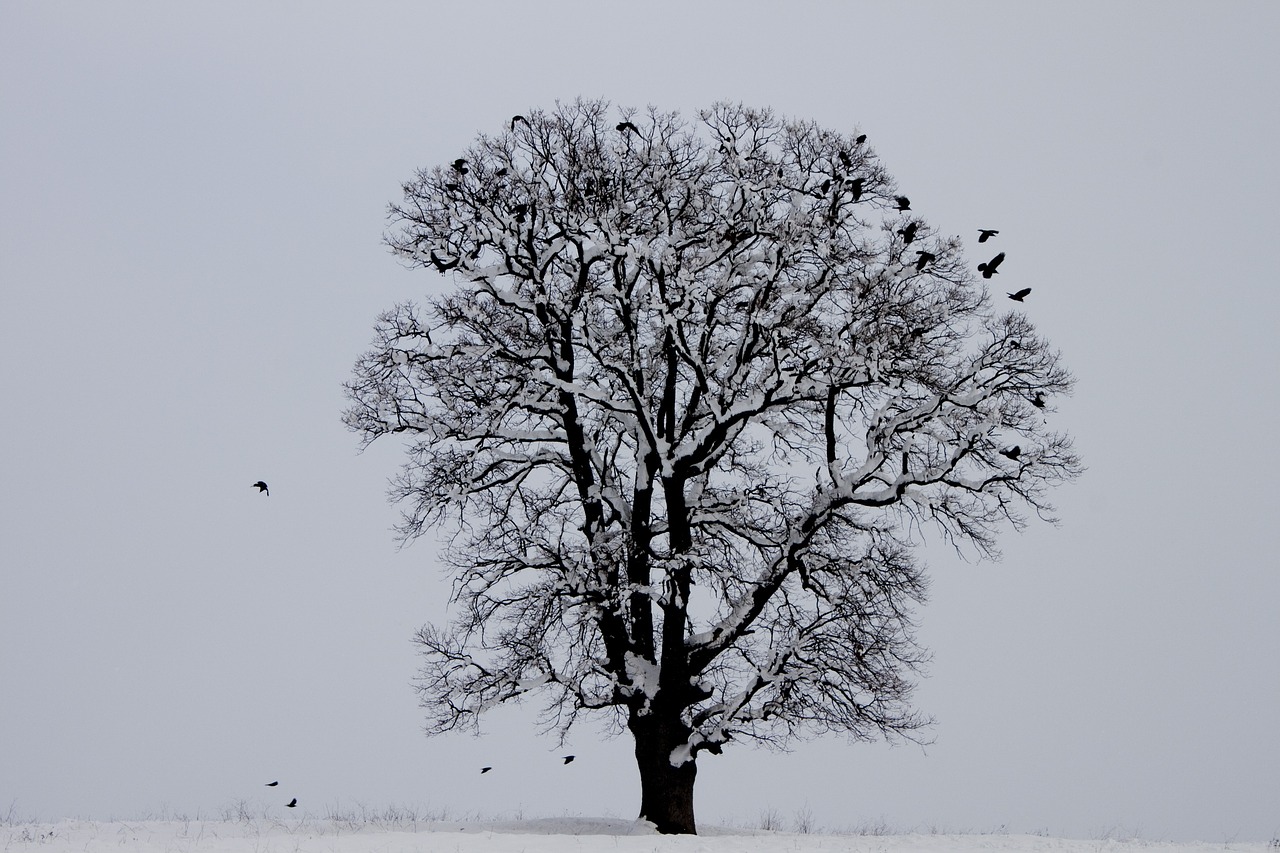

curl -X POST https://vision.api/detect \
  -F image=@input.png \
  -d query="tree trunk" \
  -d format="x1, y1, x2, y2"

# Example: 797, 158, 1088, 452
631, 711, 698, 834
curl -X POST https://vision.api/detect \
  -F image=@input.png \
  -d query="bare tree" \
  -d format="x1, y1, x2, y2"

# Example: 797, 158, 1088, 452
344, 99, 1081, 834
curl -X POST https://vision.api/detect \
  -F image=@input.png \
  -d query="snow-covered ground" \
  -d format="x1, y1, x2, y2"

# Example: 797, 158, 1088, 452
2, 817, 1271, 853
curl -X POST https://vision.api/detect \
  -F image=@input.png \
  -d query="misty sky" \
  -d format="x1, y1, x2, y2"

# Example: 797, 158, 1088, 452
2, 1, 1278, 842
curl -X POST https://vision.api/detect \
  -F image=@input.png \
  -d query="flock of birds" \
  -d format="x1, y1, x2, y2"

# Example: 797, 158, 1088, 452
247, 131, 1040, 811
254, 761, 578, 810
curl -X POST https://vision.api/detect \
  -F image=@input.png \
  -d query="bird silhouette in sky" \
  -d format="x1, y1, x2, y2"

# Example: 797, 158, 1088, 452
897, 221, 919, 244
451, 158, 468, 174
978, 251, 1005, 278
480, 766, 493, 774
616, 121, 638, 134
914, 250, 936, 271
285, 798, 297, 808
893, 196, 911, 211
252, 481, 269, 496
1007, 287, 1032, 302
999, 446, 1022, 461
855, 133, 867, 144
563, 755, 576, 764
265, 781, 278, 787
978, 229, 1000, 243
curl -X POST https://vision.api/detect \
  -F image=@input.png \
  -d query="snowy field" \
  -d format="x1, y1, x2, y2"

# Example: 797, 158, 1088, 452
2, 817, 1271, 853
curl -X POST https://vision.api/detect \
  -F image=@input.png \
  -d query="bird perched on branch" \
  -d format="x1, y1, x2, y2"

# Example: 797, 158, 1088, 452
451, 158, 468, 174
510, 115, 527, 129
893, 196, 911, 211
252, 481, 269, 495
978, 251, 1005, 278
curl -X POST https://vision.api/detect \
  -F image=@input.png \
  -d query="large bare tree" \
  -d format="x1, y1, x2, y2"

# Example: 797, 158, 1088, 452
344, 99, 1081, 834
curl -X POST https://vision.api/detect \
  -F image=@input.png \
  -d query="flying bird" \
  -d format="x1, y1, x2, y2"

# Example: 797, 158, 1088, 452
1007, 287, 1032, 302
893, 195, 911, 211
914, 250, 936, 271
999, 446, 1022, 461
897, 221, 919, 244
285, 798, 297, 808
252, 481, 269, 495
978, 251, 1005, 278
855, 133, 867, 144
977, 229, 1000, 243
451, 158, 468, 174
616, 121, 639, 134
265, 781, 278, 787
562, 755, 575, 764
480, 766, 493, 774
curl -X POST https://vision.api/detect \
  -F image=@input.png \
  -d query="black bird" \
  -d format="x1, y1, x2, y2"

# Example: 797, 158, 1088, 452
616, 121, 639, 134
820, 178, 831, 195
252, 481, 269, 496
855, 133, 867, 144
893, 196, 911, 211
495, 167, 508, 177
511, 114, 527, 129
480, 766, 493, 774
451, 158, 468, 174
915, 250, 937, 271
1007, 287, 1032, 302
562, 755, 575, 765
1031, 392, 1046, 409
977, 251, 1005, 278
897, 221, 919, 244
265, 781, 278, 787
838, 150, 852, 169
999, 446, 1022, 461
846, 177, 864, 201
977, 229, 1000, 243
285, 798, 297, 808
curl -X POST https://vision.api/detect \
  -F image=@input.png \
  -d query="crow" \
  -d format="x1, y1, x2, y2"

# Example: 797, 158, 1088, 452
511, 114, 527, 129
451, 158, 468, 174
977, 229, 1000, 243
999, 446, 1022, 461
1007, 287, 1032, 302
893, 196, 911, 211
616, 121, 639, 134
252, 481, 269, 495
855, 134, 867, 144
820, 178, 831, 195
285, 799, 297, 808
838, 150, 852, 169
265, 781, 278, 787
563, 755, 575, 765
847, 177, 864, 201
480, 766, 493, 774
897, 221, 919, 244
915, 250, 937, 271
978, 251, 1005, 278
1031, 392, 1046, 409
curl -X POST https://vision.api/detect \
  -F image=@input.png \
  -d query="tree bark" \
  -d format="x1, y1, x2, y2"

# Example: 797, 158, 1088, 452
631, 710, 698, 834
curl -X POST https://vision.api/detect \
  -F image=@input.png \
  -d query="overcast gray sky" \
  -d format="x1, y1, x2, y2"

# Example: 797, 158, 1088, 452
2, 1, 1277, 842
